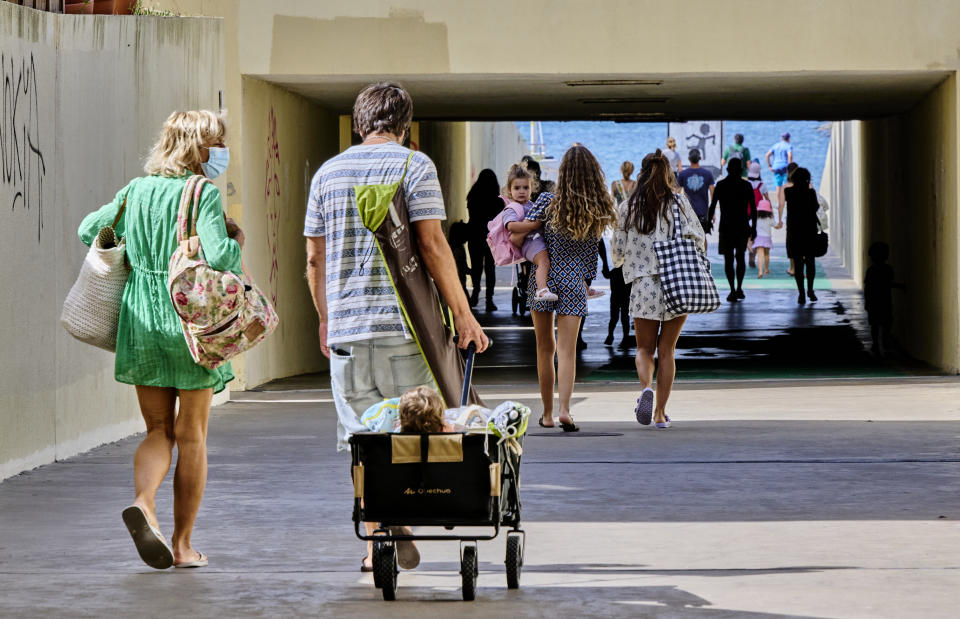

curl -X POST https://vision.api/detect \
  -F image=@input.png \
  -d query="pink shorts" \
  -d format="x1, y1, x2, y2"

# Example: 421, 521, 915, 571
522, 233, 547, 262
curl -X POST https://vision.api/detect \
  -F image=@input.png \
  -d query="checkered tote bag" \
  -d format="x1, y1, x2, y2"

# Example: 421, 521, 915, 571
653, 199, 721, 314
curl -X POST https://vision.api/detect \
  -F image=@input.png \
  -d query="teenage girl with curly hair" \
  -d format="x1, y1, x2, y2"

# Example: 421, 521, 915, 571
612, 150, 706, 429
509, 144, 616, 432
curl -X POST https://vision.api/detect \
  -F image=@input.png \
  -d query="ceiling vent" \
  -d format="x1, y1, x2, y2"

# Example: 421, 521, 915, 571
564, 79, 664, 87
579, 98, 668, 105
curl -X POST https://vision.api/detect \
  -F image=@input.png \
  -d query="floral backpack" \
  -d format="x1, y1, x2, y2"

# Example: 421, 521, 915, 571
485, 201, 525, 266
168, 176, 278, 369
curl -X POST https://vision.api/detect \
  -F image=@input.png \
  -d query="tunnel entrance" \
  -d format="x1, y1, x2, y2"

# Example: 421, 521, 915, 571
248, 69, 957, 385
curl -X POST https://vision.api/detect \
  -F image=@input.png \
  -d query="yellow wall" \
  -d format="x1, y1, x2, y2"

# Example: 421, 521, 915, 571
238, 77, 339, 387
862, 75, 959, 370
826, 75, 959, 371
155, 0, 960, 76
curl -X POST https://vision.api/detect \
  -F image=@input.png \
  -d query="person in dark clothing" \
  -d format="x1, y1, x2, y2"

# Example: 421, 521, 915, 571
447, 221, 471, 298
599, 236, 632, 347
864, 241, 903, 355
708, 158, 757, 302
784, 167, 820, 304
522, 156, 556, 200
466, 169, 502, 311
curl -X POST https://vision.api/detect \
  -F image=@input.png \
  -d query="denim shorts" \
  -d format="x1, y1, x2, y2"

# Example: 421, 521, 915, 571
329, 335, 435, 451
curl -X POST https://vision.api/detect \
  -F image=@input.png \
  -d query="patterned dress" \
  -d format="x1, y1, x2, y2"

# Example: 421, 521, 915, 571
524, 192, 601, 317
611, 192, 706, 322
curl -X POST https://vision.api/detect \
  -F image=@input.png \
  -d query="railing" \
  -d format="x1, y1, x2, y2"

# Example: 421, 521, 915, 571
2, 0, 139, 14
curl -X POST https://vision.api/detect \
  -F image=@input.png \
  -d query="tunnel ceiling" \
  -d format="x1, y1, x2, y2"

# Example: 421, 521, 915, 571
257, 71, 949, 121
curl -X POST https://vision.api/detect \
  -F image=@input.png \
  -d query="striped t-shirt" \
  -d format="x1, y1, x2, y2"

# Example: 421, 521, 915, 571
303, 143, 446, 345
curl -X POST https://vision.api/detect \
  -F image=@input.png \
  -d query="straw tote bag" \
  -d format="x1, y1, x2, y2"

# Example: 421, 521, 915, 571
168, 176, 278, 369
60, 193, 132, 352
653, 199, 722, 314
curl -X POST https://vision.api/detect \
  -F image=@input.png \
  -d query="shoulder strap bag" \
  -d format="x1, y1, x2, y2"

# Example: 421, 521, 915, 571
168, 176, 278, 369
60, 187, 134, 351
354, 152, 482, 408
653, 198, 722, 314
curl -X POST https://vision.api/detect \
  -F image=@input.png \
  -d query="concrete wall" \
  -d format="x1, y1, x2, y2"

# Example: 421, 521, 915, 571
155, 0, 960, 76
822, 121, 864, 282
0, 4, 224, 479
862, 75, 959, 371
467, 121, 528, 205
237, 77, 337, 388
822, 75, 959, 371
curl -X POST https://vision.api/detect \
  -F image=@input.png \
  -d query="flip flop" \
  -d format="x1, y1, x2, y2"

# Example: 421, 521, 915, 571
558, 419, 579, 432
174, 552, 208, 568
538, 415, 555, 428
387, 526, 420, 569
121, 505, 174, 570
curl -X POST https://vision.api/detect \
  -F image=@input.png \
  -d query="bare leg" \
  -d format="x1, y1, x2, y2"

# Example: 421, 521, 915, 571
634, 318, 660, 389
531, 310, 557, 425
171, 387, 213, 564
555, 314, 582, 425
653, 316, 687, 423
133, 386, 177, 531
532, 250, 551, 292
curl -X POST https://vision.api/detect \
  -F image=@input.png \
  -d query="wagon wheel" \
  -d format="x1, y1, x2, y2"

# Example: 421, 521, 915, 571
505, 533, 523, 589
373, 540, 398, 600
460, 544, 478, 601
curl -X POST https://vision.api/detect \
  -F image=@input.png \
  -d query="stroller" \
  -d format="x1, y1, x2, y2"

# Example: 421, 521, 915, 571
511, 263, 530, 317
350, 343, 525, 601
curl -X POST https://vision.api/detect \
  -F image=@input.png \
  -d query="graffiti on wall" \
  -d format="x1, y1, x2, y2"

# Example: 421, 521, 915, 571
1, 52, 46, 242
264, 107, 281, 308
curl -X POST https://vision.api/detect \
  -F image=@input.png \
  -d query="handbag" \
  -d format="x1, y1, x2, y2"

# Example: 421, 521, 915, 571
60, 194, 131, 351
814, 221, 829, 257
653, 198, 722, 314
168, 175, 278, 369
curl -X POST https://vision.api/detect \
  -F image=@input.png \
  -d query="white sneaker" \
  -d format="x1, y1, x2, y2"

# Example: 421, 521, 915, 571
535, 288, 559, 302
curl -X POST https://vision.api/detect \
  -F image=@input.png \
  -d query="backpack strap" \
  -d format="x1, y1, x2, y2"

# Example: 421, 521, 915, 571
177, 175, 212, 258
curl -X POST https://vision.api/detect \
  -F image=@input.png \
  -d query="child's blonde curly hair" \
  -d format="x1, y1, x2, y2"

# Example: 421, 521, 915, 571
398, 386, 446, 433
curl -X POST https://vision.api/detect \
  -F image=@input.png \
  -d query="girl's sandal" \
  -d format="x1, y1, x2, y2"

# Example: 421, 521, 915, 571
535, 288, 559, 302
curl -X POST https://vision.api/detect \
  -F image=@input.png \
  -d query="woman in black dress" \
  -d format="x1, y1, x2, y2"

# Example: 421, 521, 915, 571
785, 167, 820, 304
708, 158, 757, 302
466, 169, 502, 311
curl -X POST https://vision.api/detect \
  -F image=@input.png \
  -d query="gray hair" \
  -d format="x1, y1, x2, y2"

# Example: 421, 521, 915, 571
352, 82, 413, 138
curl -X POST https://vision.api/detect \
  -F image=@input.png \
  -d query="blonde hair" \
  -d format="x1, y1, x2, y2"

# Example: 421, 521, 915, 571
503, 163, 537, 201
398, 386, 446, 433
144, 110, 226, 177
546, 145, 615, 241
620, 160, 635, 179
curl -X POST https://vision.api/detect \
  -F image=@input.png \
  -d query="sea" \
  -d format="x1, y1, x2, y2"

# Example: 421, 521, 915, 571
514, 121, 832, 193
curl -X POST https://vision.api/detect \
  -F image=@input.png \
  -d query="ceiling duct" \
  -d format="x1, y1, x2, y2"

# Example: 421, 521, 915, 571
564, 79, 664, 87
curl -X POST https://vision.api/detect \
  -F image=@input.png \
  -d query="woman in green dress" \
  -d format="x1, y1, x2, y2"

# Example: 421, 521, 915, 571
78, 110, 243, 569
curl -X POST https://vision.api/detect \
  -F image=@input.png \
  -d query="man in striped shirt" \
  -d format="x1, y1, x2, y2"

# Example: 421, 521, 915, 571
305, 82, 488, 454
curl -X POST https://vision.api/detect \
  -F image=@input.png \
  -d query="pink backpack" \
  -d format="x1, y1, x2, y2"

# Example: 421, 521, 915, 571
486, 202, 525, 266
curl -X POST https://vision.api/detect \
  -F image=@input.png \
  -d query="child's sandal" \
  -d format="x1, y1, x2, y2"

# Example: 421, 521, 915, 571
587, 287, 605, 300
535, 288, 559, 302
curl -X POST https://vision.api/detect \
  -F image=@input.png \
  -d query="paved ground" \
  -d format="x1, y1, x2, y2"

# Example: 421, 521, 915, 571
2, 379, 959, 618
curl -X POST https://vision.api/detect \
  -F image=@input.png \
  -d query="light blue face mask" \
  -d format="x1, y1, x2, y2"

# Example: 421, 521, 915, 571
201, 146, 229, 179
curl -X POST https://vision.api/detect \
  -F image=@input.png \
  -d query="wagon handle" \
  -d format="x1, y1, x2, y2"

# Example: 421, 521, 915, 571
453, 335, 492, 407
